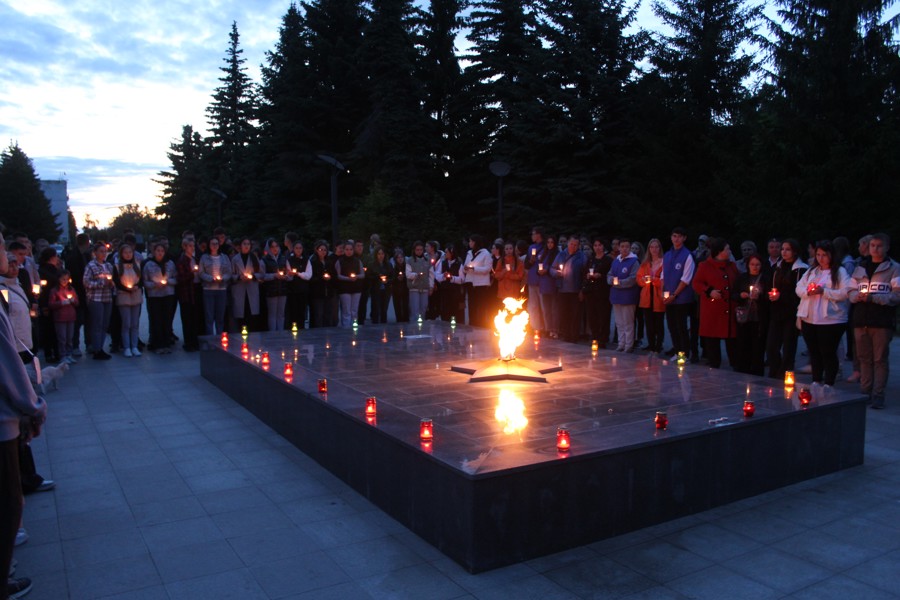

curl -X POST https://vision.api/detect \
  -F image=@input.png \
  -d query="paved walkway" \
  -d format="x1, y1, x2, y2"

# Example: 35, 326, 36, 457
14, 328, 900, 599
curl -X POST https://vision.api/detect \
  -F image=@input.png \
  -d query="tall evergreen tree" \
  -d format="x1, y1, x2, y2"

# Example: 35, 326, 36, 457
204, 21, 258, 231
0, 143, 62, 241
155, 125, 208, 236
539, 0, 646, 233
462, 0, 554, 233
746, 0, 900, 240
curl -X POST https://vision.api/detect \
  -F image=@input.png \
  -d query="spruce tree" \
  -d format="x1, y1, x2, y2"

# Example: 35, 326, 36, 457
204, 22, 257, 231
155, 125, 208, 236
0, 143, 62, 241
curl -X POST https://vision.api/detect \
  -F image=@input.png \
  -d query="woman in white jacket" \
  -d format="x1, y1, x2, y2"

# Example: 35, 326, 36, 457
463, 234, 493, 328
795, 240, 853, 386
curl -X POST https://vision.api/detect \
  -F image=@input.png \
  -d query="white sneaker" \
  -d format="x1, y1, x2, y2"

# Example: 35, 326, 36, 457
15, 527, 28, 546
131, 347, 142, 357
123, 348, 133, 358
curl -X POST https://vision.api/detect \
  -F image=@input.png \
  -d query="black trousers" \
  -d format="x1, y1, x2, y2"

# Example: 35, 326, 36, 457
148, 296, 175, 349
767, 315, 799, 379
370, 288, 390, 324
704, 336, 737, 369
558, 292, 581, 343
584, 292, 611, 346
287, 292, 309, 329
643, 309, 665, 352
735, 319, 767, 375
801, 321, 846, 385
666, 302, 692, 353
1, 438, 23, 592
179, 289, 203, 350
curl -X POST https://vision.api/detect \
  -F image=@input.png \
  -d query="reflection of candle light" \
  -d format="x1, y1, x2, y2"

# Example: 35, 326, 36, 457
241, 342, 249, 358
655, 411, 668, 430
419, 418, 433, 440
784, 371, 795, 387
556, 427, 571, 451
220, 332, 228, 347
283, 362, 293, 377
318, 379, 328, 393
365, 397, 377, 417
261, 352, 270, 370
743, 400, 755, 417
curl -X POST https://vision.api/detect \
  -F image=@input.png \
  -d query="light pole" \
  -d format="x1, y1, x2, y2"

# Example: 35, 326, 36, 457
317, 154, 347, 248
489, 161, 511, 239
208, 187, 227, 228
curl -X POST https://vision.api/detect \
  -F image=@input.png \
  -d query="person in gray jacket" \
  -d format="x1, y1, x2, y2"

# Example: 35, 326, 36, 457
0, 230, 48, 599
848, 233, 900, 409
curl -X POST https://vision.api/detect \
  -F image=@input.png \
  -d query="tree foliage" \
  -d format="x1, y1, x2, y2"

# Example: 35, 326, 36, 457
154, 1, 900, 250
0, 143, 62, 241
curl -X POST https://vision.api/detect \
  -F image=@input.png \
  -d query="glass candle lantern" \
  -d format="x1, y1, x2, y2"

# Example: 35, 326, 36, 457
220, 332, 228, 348
261, 352, 270, 370
784, 371, 795, 387
799, 387, 811, 405
743, 400, 755, 418
556, 427, 571, 451
317, 379, 328, 393
241, 325, 248, 339
655, 411, 668, 430
419, 418, 434, 441
365, 397, 377, 417
241, 342, 249, 358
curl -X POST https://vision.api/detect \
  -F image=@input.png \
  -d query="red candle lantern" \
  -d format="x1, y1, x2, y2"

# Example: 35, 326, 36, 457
807, 283, 817, 294
655, 411, 668, 430
283, 362, 293, 377
768, 288, 780, 301
317, 379, 328, 393
419, 418, 434, 441
365, 397, 377, 417
556, 427, 571, 451
284, 372, 293, 384
799, 387, 812, 406
743, 400, 755, 418
261, 352, 270, 370
220, 332, 228, 348
241, 342, 249, 358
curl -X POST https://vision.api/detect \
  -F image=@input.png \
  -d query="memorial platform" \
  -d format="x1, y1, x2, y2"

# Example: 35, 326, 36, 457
200, 322, 867, 573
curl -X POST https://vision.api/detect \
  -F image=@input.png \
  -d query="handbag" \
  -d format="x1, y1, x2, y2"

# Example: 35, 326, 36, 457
735, 303, 750, 324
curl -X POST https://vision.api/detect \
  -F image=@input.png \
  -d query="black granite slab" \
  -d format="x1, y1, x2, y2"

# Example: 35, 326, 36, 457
200, 322, 867, 572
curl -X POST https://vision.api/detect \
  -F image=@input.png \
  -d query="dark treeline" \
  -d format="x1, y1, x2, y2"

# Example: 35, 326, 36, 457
154, 0, 900, 250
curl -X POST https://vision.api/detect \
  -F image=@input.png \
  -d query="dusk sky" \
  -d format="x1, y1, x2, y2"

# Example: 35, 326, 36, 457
1, 0, 694, 229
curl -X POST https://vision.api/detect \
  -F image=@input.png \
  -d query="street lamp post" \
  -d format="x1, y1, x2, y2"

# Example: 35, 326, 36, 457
317, 154, 347, 248
489, 161, 511, 239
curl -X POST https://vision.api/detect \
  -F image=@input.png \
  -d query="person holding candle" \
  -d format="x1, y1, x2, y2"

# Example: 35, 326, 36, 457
367, 246, 393, 324
582, 237, 613, 348
175, 238, 203, 352
552, 236, 587, 343
308, 241, 336, 327
335, 240, 365, 328
538, 235, 560, 338
424, 241, 443, 320
848, 233, 900, 409
286, 241, 311, 330
262, 238, 290, 332
608, 237, 640, 352
637, 238, 665, 353
390, 247, 410, 323
463, 234, 494, 328
36, 247, 63, 364
494, 241, 525, 302
112, 244, 143, 357
48, 269, 79, 364
733, 254, 768, 374
436, 243, 465, 324
795, 240, 853, 386
407, 241, 434, 323
83, 243, 115, 360
143, 243, 177, 354
199, 236, 233, 335
661, 227, 696, 360
524, 227, 547, 336
230, 237, 263, 334
691, 237, 739, 368
766, 238, 808, 380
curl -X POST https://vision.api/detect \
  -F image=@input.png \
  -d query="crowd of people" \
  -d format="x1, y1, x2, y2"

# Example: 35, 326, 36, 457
1, 222, 898, 597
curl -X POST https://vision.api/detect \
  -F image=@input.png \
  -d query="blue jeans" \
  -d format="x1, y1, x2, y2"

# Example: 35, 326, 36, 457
88, 300, 112, 352
409, 290, 429, 322
203, 289, 227, 335
118, 303, 141, 350
339, 293, 361, 328
267, 295, 287, 331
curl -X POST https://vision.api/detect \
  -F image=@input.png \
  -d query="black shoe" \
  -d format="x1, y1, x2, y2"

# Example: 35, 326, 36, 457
8, 577, 33, 599
93, 350, 112, 360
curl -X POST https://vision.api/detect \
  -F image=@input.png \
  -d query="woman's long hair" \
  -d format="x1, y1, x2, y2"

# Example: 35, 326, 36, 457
814, 240, 840, 288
